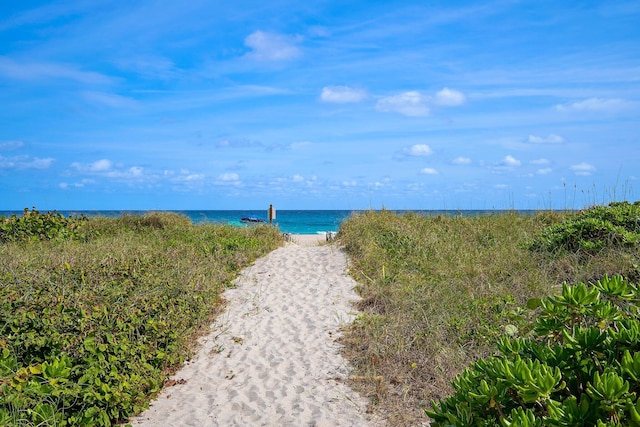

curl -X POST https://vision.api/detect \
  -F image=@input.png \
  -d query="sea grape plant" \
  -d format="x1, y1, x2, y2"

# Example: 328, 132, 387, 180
0, 207, 88, 243
529, 201, 640, 254
426, 274, 640, 426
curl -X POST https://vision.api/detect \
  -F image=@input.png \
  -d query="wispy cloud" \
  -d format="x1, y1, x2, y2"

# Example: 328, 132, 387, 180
170, 170, 205, 183
0, 155, 54, 170
0, 2, 90, 31
420, 167, 438, 175
83, 91, 138, 109
0, 56, 113, 84
502, 155, 521, 167
59, 179, 95, 189
216, 139, 262, 149
115, 55, 178, 80
434, 87, 466, 106
71, 159, 145, 179
0, 141, 25, 151
493, 155, 522, 173
452, 156, 472, 165
73, 159, 113, 173
376, 87, 466, 117
320, 86, 367, 103
571, 162, 596, 176
376, 91, 430, 117
220, 172, 239, 180
216, 172, 240, 184
531, 158, 550, 165
244, 31, 301, 61
403, 144, 433, 157
555, 97, 628, 113
528, 133, 564, 144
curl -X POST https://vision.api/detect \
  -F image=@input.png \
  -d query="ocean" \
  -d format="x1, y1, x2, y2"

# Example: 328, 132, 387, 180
0, 209, 539, 235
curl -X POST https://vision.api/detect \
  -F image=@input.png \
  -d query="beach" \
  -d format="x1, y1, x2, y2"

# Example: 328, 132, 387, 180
131, 234, 380, 426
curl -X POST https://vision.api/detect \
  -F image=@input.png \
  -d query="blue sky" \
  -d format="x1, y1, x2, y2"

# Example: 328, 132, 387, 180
1, 1, 638, 210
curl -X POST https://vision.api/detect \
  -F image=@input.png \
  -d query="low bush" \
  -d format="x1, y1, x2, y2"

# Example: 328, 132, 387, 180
0, 208, 89, 243
530, 201, 640, 254
427, 274, 640, 426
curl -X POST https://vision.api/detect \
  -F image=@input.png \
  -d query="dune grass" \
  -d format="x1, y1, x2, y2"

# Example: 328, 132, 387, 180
0, 211, 281, 426
337, 208, 640, 425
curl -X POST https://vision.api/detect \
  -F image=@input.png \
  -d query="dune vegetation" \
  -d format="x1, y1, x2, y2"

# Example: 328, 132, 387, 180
338, 202, 640, 426
3, 203, 640, 426
0, 209, 282, 426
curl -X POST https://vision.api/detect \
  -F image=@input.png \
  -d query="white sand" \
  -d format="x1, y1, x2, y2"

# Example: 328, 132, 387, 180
132, 235, 380, 427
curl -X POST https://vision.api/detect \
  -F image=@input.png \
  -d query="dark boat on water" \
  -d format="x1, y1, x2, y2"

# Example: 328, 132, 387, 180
241, 216, 266, 224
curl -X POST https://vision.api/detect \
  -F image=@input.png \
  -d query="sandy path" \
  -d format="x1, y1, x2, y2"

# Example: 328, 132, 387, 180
132, 237, 379, 426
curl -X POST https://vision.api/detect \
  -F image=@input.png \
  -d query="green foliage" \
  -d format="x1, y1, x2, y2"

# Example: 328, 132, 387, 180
530, 201, 640, 254
0, 214, 281, 426
0, 208, 89, 243
427, 275, 640, 426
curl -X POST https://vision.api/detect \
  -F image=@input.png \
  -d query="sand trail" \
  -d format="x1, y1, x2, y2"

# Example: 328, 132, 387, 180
132, 238, 379, 426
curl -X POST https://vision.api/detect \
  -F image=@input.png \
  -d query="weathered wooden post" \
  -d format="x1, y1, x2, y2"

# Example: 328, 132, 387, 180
268, 204, 276, 225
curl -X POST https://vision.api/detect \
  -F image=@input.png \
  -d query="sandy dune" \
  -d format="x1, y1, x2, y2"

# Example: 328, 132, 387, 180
132, 236, 379, 426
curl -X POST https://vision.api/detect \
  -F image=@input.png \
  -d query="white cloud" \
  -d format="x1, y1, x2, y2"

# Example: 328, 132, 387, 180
571, 162, 596, 176
88, 159, 112, 172
376, 91, 430, 117
0, 155, 54, 169
0, 140, 24, 151
0, 56, 113, 84
452, 156, 471, 165
244, 31, 301, 61
404, 144, 433, 157
218, 172, 239, 181
555, 98, 627, 113
27, 157, 55, 169
536, 168, 552, 175
115, 55, 177, 80
502, 155, 521, 167
172, 171, 204, 182
83, 91, 138, 109
216, 139, 262, 148
434, 87, 466, 106
420, 167, 438, 175
320, 86, 367, 103
290, 141, 311, 150
528, 133, 564, 144
71, 159, 148, 180
531, 158, 550, 165
128, 166, 143, 177
376, 88, 466, 117
292, 174, 304, 182
59, 178, 95, 189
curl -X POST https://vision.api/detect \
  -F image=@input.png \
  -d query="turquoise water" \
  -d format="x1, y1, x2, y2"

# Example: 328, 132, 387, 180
0, 209, 354, 234
0, 209, 539, 234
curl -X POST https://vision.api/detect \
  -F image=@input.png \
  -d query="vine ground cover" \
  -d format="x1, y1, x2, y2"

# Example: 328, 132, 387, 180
0, 211, 281, 426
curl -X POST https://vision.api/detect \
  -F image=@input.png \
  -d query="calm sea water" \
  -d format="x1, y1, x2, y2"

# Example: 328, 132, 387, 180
0, 209, 538, 234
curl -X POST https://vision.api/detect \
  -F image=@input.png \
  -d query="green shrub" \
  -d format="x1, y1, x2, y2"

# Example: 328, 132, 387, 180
0, 208, 89, 243
427, 274, 640, 426
530, 201, 640, 254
